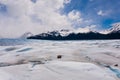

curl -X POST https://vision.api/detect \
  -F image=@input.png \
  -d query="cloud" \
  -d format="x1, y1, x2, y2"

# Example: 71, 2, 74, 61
97, 10, 106, 16
64, 0, 71, 4
68, 10, 81, 20
67, 10, 96, 30
67, 10, 83, 28
0, 0, 73, 38
1, 0, 118, 38
74, 24, 97, 33
74, 27, 90, 33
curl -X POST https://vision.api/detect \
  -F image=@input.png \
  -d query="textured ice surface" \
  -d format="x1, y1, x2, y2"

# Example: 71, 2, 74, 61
0, 39, 120, 80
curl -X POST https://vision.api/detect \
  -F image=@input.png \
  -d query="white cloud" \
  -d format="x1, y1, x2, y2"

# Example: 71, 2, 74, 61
74, 27, 90, 33
68, 10, 81, 20
68, 10, 83, 28
67, 10, 97, 31
64, 0, 71, 4
75, 25, 97, 33
97, 10, 107, 16
0, 0, 73, 38
0, 0, 98, 38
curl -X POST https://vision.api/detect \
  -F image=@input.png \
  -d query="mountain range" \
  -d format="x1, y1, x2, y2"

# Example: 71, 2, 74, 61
27, 23, 120, 40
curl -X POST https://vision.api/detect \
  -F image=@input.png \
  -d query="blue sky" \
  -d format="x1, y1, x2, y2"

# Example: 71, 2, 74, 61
63, 0, 120, 29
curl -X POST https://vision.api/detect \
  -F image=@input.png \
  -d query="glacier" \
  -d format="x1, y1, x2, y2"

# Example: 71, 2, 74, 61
0, 39, 120, 80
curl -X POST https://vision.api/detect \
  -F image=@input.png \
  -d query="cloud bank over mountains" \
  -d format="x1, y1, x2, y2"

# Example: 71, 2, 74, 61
0, 0, 79, 38
0, 0, 120, 38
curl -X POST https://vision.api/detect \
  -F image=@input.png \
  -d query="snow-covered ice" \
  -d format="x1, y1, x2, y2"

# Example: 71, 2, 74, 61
0, 39, 120, 80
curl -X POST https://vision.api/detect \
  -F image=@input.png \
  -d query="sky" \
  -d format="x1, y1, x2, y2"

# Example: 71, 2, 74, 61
0, 0, 120, 38
63, 0, 120, 29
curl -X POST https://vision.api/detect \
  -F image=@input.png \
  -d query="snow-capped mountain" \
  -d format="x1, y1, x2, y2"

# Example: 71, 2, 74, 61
50, 28, 94, 37
27, 23, 120, 40
27, 29, 101, 40
105, 22, 120, 34
100, 22, 120, 34
32, 30, 70, 38
20, 32, 33, 39
31, 28, 93, 38
59, 29, 72, 36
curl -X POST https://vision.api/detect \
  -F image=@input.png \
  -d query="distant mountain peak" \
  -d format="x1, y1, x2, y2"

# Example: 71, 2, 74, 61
101, 22, 120, 34
110, 22, 120, 33
20, 32, 33, 39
